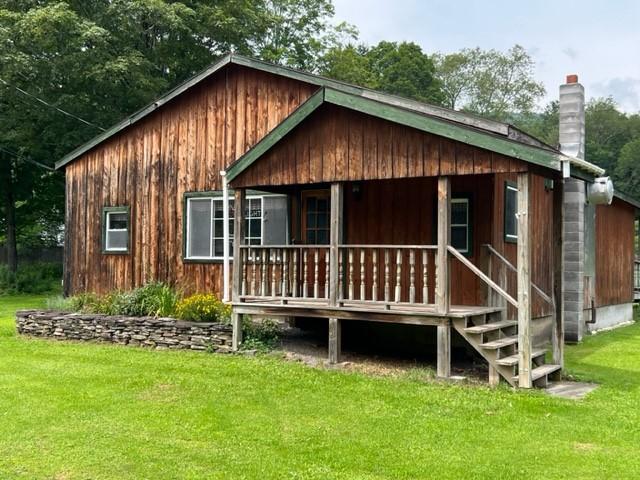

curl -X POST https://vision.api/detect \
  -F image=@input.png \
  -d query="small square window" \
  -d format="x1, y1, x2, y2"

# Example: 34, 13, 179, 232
103, 207, 129, 253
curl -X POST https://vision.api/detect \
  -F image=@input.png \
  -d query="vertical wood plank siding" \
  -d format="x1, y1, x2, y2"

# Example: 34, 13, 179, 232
65, 65, 315, 295
231, 105, 529, 189
595, 199, 635, 306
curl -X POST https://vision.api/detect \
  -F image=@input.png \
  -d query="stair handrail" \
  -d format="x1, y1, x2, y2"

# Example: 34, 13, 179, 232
482, 244, 553, 306
446, 245, 518, 308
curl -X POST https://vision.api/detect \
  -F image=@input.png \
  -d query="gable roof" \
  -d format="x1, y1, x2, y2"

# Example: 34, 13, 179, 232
226, 87, 573, 182
55, 52, 604, 180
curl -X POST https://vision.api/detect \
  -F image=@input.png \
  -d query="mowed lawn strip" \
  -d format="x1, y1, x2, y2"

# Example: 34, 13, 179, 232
1, 295, 639, 479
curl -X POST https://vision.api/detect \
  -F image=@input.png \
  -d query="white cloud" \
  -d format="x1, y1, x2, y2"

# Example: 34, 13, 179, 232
591, 78, 640, 112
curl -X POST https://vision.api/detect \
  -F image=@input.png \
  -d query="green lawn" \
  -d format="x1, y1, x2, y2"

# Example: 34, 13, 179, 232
1, 295, 639, 479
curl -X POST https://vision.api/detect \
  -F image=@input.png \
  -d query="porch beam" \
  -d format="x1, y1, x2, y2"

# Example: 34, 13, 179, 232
517, 172, 532, 388
436, 176, 451, 314
231, 188, 247, 351
552, 178, 565, 368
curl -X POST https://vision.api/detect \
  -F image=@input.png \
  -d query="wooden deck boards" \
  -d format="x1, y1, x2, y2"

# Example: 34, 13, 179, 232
232, 299, 503, 326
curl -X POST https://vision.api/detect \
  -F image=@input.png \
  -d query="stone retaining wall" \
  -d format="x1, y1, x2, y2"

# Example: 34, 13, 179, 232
16, 310, 233, 353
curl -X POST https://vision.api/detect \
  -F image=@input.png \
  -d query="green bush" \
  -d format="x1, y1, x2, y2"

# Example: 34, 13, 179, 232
175, 293, 231, 323
61, 282, 181, 317
242, 318, 280, 352
0, 262, 62, 294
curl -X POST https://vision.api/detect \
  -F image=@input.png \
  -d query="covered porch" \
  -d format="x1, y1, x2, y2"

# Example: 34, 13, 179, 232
227, 173, 564, 388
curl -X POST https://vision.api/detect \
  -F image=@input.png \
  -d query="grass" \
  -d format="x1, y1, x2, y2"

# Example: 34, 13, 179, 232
1, 295, 640, 479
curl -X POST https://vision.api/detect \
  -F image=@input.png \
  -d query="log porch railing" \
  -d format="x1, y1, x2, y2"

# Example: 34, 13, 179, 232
237, 244, 438, 308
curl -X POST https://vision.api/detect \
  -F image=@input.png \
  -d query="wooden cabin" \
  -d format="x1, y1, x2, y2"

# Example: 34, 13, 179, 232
56, 54, 639, 388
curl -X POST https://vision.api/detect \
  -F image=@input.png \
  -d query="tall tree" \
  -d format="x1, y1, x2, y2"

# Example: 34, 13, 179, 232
434, 45, 545, 120
0, 0, 350, 270
321, 41, 443, 104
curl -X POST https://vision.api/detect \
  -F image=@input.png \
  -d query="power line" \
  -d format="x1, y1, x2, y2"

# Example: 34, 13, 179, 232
0, 146, 55, 172
0, 77, 106, 132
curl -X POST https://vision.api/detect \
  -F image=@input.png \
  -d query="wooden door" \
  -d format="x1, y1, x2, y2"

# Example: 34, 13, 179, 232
300, 190, 331, 245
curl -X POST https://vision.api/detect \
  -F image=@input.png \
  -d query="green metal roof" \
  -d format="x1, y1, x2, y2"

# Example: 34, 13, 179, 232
54, 52, 608, 184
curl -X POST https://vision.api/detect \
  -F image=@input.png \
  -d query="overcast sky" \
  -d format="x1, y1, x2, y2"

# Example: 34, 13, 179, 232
333, 0, 640, 112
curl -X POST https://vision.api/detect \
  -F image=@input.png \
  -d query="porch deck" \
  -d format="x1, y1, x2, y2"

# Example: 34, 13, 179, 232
232, 299, 504, 326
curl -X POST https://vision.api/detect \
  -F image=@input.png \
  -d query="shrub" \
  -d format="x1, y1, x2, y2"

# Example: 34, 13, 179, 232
175, 294, 231, 323
60, 283, 181, 317
241, 318, 280, 352
0, 262, 62, 294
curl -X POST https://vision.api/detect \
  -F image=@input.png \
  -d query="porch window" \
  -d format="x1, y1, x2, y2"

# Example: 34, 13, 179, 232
103, 207, 129, 253
184, 192, 287, 261
451, 198, 470, 253
504, 182, 518, 242
302, 192, 330, 244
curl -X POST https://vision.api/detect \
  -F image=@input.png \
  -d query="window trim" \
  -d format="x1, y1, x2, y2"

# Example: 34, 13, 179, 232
102, 206, 130, 254
504, 181, 518, 243
182, 190, 277, 264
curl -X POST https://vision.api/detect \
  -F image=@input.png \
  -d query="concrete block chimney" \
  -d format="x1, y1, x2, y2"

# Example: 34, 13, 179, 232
559, 74, 589, 342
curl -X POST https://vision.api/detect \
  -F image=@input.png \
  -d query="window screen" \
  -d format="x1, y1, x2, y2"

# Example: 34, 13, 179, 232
104, 208, 129, 253
505, 183, 518, 242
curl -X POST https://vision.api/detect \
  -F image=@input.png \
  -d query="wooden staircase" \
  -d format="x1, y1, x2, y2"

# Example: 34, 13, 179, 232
452, 311, 561, 388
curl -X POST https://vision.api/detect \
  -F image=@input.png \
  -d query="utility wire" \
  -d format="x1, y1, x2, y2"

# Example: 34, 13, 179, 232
0, 77, 106, 132
0, 146, 55, 172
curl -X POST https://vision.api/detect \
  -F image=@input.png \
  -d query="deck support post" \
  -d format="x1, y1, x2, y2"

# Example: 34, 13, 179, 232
231, 188, 246, 351
328, 183, 344, 362
488, 365, 500, 387
552, 178, 565, 369
328, 317, 342, 364
517, 172, 532, 388
436, 176, 451, 315
437, 323, 451, 378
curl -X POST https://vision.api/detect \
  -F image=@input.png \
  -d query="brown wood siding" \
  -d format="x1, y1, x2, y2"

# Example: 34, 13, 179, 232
595, 199, 635, 306
65, 65, 315, 295
231, 104, 530, 189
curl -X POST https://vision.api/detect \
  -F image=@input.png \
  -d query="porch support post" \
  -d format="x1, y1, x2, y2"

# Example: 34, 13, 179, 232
517, 172, 532, 388
328, 182, 344, 363
552, 178, 565, 368
328, 317, 342, 364
436, 176, 451, 314
231, 188, 246, 351
437, 323, 451, 378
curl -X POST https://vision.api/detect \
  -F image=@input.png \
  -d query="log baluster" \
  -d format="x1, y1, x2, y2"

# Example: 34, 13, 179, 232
292, 249, 298, 298
241, 248, 248, 296
384, 249, 391, 303
409, 249, 416, 304
338, 250, 344, 301
281, 249, 288, 298
348, 248, 354, 300
360, 249, 366, 300
325, 249, 330, 299
314, 248, 320, 298
372, 249, 378, 301
250, 248, 257, 296
260, 248, 267, 297
422, 249, 429, 304
271, 249, 278, 296
303, 250, 309, 298
395, 249, 402, 303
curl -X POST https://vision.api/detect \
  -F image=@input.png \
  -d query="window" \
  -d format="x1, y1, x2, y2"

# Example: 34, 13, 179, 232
505, 182, 518, 242
303, 193, 330, 244
451, 198, 470, 253
103, 207, 129, 253
185, 192, 287, 261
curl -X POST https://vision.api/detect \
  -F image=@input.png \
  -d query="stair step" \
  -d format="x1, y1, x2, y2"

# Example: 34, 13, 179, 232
464, 320, 517, 334
495, 349, 546, 367
513, 364, 562, 382
480, 336, 518, 350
